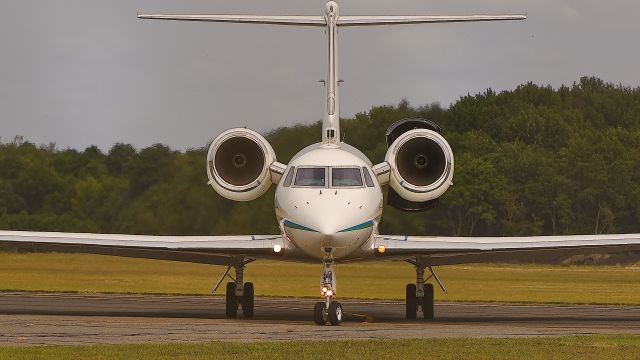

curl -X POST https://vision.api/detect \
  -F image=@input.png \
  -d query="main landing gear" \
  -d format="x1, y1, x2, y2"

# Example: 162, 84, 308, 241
405, 261, 446, 320
214, 260, 255, 319
314, 250, 343, 326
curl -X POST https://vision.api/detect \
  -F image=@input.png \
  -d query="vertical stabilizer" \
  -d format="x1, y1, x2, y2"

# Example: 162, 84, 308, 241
322, 1, 341, 143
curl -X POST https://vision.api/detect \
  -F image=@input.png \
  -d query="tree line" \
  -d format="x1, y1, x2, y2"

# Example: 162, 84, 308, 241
1, 77, 639, 237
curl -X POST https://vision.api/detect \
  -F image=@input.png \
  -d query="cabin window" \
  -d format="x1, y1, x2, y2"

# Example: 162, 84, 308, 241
362, 167, 375, 187
331, 167, 363, 187
283, 166, 295, 187
294, 167, 326, 187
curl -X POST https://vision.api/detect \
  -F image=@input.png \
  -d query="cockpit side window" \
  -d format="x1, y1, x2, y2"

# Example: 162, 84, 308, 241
294, 167, 326, 187
332, 167, 363, 187
283, 166, 295, 187
362, 167, 375, 187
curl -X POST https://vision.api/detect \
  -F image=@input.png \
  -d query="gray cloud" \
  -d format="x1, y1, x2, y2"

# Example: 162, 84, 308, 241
1, 0, 638, 150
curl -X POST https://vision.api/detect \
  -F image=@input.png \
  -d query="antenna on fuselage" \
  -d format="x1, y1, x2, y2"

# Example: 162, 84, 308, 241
138, 2, 526, 144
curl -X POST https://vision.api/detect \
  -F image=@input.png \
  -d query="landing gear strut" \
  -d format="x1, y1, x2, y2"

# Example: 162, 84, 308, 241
214, 259, 255, 319
314, 250, 342, 326
405, 261, 442, 320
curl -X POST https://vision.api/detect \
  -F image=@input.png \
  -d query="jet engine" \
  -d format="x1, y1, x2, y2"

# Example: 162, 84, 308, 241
207, 128, 278, 201
384, 119, 454, 211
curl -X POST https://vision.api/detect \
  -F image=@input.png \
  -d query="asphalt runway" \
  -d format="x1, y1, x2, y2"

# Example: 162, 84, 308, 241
1, 292, 639, 345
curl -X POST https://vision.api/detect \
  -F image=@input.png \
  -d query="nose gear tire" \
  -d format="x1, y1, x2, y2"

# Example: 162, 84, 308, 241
313, 302, 327, 325
328, 301, 343, 326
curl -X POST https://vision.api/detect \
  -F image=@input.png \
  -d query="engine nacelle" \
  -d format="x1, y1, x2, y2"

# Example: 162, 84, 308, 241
384, 119, 454, 211
207, 128, 277, 202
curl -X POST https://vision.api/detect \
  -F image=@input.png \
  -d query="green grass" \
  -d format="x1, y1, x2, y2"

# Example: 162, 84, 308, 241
1, 336, 640, 360
1, 252, 639, 304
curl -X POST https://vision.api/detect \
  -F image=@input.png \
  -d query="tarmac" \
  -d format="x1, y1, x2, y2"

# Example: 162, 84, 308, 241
1, 292, 639, 345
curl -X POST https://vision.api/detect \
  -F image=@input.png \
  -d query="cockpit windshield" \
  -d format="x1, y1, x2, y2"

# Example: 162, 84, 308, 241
294, 167, 326, 187
332, 167, 363, 187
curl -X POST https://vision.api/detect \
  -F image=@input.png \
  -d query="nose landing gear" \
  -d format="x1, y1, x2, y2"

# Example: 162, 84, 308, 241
314, 250, 342, 325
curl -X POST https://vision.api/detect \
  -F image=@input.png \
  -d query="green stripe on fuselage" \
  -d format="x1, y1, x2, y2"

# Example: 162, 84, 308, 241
283, 220, 318, 233
339, 220, 374, 233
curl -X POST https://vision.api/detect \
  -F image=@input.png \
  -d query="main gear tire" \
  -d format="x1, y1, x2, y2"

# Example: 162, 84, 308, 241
423, 283, 435, 320
225, 282, 238, 318
406, 283, 417, 319
242, 282, 255, 318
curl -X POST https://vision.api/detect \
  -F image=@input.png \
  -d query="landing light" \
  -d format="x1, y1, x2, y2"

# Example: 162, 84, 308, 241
376, 245, 386, 254
326, 290, 334, 297
273, 244, 283, 253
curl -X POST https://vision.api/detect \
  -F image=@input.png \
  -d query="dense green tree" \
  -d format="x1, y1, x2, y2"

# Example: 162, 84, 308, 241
106, 143, 136, 176
1, 77, 639, 237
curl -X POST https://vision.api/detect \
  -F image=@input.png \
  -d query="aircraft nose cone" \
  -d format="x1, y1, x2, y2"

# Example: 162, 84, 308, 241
318, 230, 340, 248
317, 219, 374, 249
318, 224, 339, 237
281, 187, 379, 258
283, 215, 374, 258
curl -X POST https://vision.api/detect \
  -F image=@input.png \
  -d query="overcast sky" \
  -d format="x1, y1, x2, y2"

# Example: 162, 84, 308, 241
1, 1, 638, 151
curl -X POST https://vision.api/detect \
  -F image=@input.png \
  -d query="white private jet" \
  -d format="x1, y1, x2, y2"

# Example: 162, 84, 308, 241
2, 1, 640, 326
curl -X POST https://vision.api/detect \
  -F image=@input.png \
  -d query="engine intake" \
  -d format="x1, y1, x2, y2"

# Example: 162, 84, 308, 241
395, 136, 448, 187
384, 119, 454, 211
207, 128, 277, 201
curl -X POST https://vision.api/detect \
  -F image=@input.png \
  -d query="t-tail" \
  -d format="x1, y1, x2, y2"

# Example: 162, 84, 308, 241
138, 1, 526, 143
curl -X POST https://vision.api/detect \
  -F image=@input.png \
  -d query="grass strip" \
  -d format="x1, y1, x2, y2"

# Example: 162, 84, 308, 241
1, 252, 639, 305
1, 336, 640, 360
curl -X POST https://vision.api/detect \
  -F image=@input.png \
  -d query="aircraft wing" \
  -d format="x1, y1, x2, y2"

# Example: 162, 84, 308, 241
373, 234, 640, 265
0, 231, 285, 266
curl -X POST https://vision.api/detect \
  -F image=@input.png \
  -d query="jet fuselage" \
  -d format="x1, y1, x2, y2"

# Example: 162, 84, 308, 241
275, 143, 383, 259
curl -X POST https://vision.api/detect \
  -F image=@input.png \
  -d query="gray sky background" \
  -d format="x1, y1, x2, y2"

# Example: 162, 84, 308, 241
1, 1, 638, 151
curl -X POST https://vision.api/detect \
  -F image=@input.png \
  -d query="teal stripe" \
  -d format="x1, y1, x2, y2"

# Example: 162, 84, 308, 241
284, 220, 318, 233
339, 220, 374, 233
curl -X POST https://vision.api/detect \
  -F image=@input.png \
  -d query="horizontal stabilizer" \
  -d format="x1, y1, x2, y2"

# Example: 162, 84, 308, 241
137, 14, 326, 26
337, 14, 526, 26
